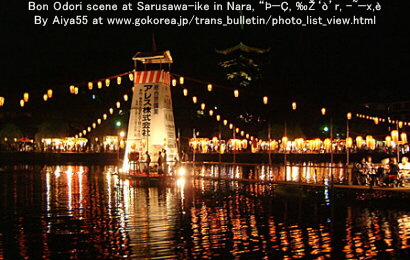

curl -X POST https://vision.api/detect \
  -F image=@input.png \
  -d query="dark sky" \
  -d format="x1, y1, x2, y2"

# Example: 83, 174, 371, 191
1, 0, 409, 120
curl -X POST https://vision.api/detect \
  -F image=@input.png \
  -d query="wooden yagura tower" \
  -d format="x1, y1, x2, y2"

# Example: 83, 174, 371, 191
123, 50, 178, 170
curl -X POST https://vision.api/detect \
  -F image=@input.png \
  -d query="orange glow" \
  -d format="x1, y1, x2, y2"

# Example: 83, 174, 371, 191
47, 89, 53, 98
292, 102, 297, 110
201, 103, 205, 110
109, 108, 114, 114
347, 112, 352, 120
263, 96, 268, 105
216, 115, 221, 121
129, 72, 134, 81
229, 123, 233, 129
391, 130, 399, 143
123, 94, 128, 102
0, 96, 4, 107
209, 109, 214, 116
172, 79, 177, 86
98, 81, 102, 89
207, 84, 213, 92
321, 107, 326, 115
70, 85, 75, 94
183, 88, 188, 96
385, 136, 392, 147
401, 133, 407, 144
20, 99, 25, 107
88, 82, 93, 90
192, 96, 197, 104
97, 118, 102, 125
103, 114, 107, 120
117, 76, 122, 85
356, 136, 363, 147
234, 89, 239, 98
179, 77, 184, 85
346, 137, 353, 148
116, 102, 120, 109
43, 94, 48, 101
105, 79, 110, 87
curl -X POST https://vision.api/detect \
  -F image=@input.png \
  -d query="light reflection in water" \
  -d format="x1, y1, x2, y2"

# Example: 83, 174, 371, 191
0, 165, 410, 259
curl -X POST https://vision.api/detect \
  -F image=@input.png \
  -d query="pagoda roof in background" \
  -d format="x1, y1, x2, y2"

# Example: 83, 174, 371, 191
216, 42, 270, 55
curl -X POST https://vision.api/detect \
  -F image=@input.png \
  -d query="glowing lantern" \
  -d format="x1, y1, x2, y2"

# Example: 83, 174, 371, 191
97, 118, 102, 125
70, 85, 75, 94
183, 88, 188, 96
192, 96, 197, 104
74, 87, 79, 95
75, 135, 78, 138
117, 76, 122, 85
0, 96, 4, 106
179, 77, 184, 85
356, 136, 363, 148
207, 84, 213, 92
263, 96, 268, 105
374, 118, 379, 125
92, 123, 96, 129
324, 138, 331, 150
43, 94, 48, 101
20, 99, 25, 107
347, 112, 352, 120
129, 72, 134, 81
346, 137, 353, 148
116, 102, 120, 109
235, 128, 240, 134
401, 133, 408, 144
109, 108, 114, 114
234, 89, 239, 98
201, 103, 205, 110
209, 109, 214, 116
123, 94, 128, 102
321, 107, 326, 115
229, 123, 233, 129
83, 130, 87, 135
216, 115, 221, 121
223, 120, 228, 126
399, 121, 404, 128
105, 79, 110, 87
103, 114, 107, 120
281, 137, 288, 149
79, 133, 82, 137
23, 92, 29, 102
385, 136, 392, 147
246, 133, 250, 139
295, 138, 304, 150
88, 82, 93, 90
366, 135, 375, 150
98, 81, 102, 89
391, 130, 399, 143
292, 102, 297, 110
314, 139, 321, 150
172, 79, 177, 87
87, 127, 92, 132
240, 131, 245, 136
47, 89, 53, 98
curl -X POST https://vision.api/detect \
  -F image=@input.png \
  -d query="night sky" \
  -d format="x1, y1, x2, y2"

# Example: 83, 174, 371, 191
1, 0, 409, 138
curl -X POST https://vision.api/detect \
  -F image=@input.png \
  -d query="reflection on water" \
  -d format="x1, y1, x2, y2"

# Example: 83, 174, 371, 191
194, 162, 347, 184
0, 164, 409, 259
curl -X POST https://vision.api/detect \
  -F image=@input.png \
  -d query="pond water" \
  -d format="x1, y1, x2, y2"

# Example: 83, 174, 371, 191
0, 164, 409, 259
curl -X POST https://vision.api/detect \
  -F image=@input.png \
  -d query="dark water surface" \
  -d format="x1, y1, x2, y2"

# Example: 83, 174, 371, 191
1, 165, 410, 259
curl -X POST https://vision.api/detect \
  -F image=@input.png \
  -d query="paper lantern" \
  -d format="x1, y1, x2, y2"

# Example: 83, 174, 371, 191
88, 82, 93, 90
47, 89, 53, 98
183, 88, 188, 96
172, 79, 177, 87
192, 96, 197, 104
209, 109, 214, 116
292, 102, 297, 110
263, 96, 268, 105
117, 76, 122, 85
321, 107, 326, 115
98, 81, 102, 89
179, 77, 184, 85
207, 84, 213, 92
123, 94, 128, 102
129, 72, 134, 81
234, 89, 239, 98
20, 99, 25, 107
43, 94, 48, 101
201, 103, 205, 110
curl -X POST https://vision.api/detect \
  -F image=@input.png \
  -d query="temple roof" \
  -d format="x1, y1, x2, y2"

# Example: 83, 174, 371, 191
216, 42, 270, 55
132, 50, 173, 64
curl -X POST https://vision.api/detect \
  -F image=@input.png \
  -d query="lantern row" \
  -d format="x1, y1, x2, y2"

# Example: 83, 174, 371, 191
0, 72, 133, 107
176, 77, 257, 140
69, 72, 133, 94
73, 97, 130, 138
355, 113, 410, 128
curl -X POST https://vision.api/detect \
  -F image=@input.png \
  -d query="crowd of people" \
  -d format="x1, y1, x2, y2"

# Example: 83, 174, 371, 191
354, 156, 410, 187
